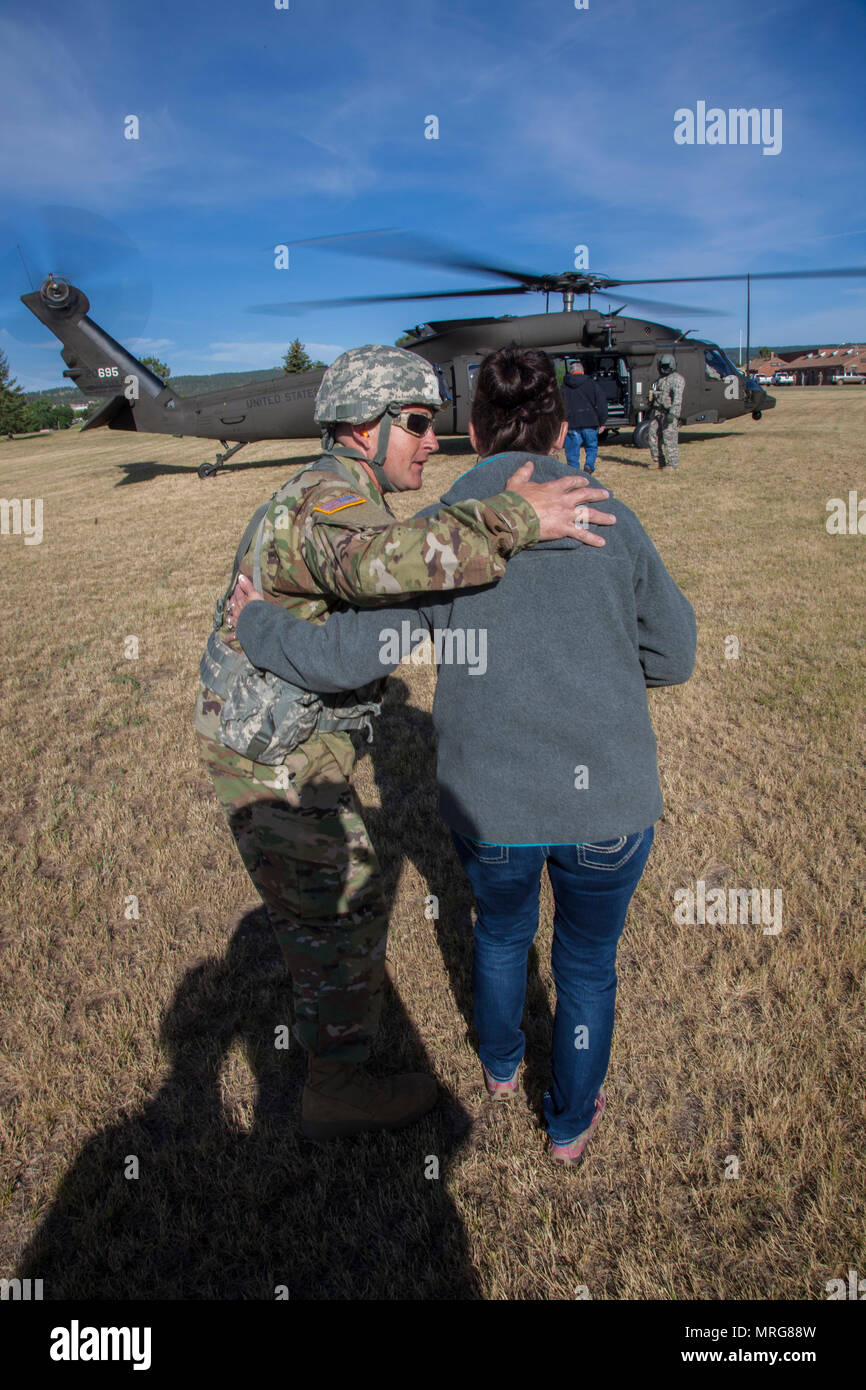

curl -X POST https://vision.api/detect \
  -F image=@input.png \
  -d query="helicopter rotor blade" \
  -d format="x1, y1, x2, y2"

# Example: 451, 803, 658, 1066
612, 266, 866, 286
248, 285, 528, 315
600, 294, 729, 317
253, 228, 859, 320
249, 286, 725, 317
284, 231, 866, 292
278, 229, 863, 303
283, 228, 550, 287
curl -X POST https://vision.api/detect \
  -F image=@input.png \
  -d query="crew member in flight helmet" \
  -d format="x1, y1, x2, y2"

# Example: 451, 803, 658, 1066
647, 352, 686, 470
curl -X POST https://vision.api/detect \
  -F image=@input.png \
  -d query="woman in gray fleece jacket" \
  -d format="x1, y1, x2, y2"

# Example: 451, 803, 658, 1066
233, 346, 697, 1164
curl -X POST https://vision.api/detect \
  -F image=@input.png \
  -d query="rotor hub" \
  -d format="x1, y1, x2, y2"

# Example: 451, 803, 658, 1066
40, 275, 73, 309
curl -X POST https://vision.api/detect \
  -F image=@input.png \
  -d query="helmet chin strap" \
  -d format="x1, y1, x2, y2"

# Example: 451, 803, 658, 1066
366, 411, 396, 492
322, 411, 398, 494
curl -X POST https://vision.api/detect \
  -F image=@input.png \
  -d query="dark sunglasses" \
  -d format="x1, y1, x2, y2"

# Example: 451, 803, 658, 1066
392, 409, 436, 438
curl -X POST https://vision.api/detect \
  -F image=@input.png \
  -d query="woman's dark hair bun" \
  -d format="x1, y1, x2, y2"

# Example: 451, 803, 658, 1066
471, 346, 565, 457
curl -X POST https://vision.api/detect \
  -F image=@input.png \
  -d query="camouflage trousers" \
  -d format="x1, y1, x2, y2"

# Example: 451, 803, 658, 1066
196, 725, 387, 1064
648, 415, 679, 468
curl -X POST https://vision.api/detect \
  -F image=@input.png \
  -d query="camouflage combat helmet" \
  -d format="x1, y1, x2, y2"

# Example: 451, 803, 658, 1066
658, 353, 677, 373
315, 344, 445, 491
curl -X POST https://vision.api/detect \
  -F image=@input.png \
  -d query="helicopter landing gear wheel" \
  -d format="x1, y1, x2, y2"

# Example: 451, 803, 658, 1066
752, 410, 763, 420
632, 420, 652, 449
197, 441, 247, 478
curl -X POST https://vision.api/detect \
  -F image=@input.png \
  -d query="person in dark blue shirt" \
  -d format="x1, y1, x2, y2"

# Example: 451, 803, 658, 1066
561, 359, 609, 474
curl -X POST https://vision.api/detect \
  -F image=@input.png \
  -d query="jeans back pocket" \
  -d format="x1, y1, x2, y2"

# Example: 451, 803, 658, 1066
452, 833, 510, 865
576, 830, 645, 871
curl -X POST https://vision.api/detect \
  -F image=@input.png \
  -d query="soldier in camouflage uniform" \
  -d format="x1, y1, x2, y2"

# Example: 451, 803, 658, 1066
195, 344, 613, 1141
647, 353, 686, 469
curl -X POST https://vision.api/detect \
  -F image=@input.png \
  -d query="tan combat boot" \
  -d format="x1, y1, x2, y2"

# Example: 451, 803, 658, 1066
301, 1058, 438, 1141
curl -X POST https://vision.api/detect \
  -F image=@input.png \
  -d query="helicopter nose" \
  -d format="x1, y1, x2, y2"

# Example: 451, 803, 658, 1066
749, 385, 775, 416
747, 380, 774, 410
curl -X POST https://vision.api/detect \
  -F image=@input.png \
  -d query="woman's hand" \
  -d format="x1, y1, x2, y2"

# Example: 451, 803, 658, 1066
226, 572, 265, 629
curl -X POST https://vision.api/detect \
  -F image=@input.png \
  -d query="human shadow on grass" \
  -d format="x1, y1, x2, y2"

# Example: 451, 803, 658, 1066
17, 782, 479, 1300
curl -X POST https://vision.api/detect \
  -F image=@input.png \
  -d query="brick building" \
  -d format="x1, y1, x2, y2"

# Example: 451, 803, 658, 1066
747, 343, 866, 384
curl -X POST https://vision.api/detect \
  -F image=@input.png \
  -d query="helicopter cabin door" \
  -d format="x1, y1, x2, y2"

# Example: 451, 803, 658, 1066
442, 355, 478, 434
592, 355, 630, 422
561, 354, 631, 421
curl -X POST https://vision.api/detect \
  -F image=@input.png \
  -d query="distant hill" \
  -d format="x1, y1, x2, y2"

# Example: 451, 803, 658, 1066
160, 367, 289, 396
24, 366, 288, 403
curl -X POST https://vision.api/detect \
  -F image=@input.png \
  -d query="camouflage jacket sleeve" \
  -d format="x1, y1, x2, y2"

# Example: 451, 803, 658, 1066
669, 373, 685, 418
292, 485, 541, 604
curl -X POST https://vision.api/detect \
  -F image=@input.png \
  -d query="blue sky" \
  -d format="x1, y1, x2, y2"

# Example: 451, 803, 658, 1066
1, 0, 864, 389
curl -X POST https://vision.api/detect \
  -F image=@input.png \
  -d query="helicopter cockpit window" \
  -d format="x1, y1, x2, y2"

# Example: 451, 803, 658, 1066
467, 364, 480, 396
705, 347, 738, 381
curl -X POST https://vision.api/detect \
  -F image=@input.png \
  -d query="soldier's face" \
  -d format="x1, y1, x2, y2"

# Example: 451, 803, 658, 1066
380, 404, 439, 490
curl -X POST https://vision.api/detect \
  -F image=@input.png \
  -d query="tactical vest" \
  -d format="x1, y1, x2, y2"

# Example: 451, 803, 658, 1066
199, 453, 383, 764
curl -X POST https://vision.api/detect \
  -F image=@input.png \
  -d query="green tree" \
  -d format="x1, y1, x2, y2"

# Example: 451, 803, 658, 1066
0, 348, 29, 438
758, 347, 772, 359
281, 339, 325, 374
24, 398, 76, 431
394, 331, 420, 346
24, 396, 56, 431
139, 355, 171, 381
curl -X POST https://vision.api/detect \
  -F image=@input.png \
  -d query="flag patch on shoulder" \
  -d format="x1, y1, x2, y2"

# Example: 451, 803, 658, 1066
313, 493, 366, 514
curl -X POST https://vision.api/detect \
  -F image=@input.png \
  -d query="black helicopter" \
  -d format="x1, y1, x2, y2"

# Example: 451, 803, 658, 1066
20, 232, 866, 476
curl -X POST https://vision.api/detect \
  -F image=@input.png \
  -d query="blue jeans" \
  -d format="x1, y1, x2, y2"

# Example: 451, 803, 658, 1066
450, 827, 654, 1144
564, 427, 599, 472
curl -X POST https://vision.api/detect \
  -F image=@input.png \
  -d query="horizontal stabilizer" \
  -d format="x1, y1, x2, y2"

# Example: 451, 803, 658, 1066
80, 394, 137, 431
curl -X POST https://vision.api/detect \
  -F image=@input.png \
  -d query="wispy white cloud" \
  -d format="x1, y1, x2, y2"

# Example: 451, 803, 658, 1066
128, 337, 175, 352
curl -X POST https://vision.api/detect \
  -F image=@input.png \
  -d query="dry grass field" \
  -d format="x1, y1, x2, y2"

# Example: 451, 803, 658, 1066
1, 388, 863, 1301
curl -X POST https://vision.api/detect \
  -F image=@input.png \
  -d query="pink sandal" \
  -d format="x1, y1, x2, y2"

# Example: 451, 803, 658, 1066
482, 1061, 520, 1100
549, 1089, 607, 1164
